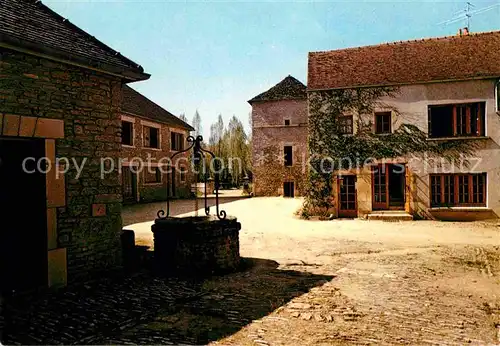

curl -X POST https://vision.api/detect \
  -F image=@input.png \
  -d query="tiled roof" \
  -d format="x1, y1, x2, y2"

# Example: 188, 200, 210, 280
248, 75, 307, 103
122, 85, 194, 131
0, 0, 149, 81
308, 31, 500, 90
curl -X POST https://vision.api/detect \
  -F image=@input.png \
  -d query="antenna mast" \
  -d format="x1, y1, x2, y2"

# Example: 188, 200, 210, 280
437, 2, 500, 32
465, 2, 474, 29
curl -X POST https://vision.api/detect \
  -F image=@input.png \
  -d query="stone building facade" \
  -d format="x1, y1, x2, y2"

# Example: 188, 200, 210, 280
0, 0, 149, 291
249, 76, 308, 197
120, 86, 194, 204
307, 30, 500, 221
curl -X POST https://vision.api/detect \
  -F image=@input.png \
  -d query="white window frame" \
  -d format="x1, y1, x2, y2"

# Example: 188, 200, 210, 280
141, 120, 161, 150
495, 79, 500, 113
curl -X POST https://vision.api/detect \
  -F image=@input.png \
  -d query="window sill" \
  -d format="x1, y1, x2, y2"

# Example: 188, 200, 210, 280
122, 144, 135, 149
429, 207, 490, 211
144, 147, 162, 151
144, 182, 163, 186
426, 136, 489, 142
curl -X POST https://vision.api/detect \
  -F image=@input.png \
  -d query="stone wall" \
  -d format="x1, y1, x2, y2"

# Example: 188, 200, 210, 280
251, 99, 308, 196
152, 216, 241, 276
0, 48, 124, 282
120, 115, 192, 203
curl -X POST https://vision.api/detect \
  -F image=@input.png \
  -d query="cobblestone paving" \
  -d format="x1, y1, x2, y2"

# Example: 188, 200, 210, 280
219, 245, 500, 345
1, 259, 332, 345
1, 273, 200, 344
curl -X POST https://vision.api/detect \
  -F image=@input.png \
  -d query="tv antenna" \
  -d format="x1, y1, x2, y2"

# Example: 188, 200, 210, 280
437, 2, 500, 32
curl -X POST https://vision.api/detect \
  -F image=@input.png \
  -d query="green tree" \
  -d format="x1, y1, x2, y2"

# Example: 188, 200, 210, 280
192, 110, 202, 138
178, 112, 188, 123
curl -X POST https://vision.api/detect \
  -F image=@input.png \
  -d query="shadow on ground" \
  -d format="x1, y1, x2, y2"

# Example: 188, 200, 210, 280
1, 258, 333, 345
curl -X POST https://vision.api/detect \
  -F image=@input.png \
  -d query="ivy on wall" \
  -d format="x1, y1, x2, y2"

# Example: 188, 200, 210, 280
302, 87, 478, 218
253, 145, 306, 196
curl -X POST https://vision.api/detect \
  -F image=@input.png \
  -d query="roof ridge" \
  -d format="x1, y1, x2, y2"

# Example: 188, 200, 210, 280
35, 0, 144, 72
248, 74, 307, 103
309, 30, 500, 55
123, 85, 193, 130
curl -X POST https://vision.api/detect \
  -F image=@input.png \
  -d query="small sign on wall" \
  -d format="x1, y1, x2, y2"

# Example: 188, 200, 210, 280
92, 203, 107, 217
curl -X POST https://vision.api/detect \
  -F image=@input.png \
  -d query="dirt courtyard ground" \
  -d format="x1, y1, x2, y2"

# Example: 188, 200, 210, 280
123, 197, 500, 345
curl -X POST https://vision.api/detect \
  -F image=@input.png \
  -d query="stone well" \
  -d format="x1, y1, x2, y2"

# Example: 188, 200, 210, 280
151, 215, 241, 276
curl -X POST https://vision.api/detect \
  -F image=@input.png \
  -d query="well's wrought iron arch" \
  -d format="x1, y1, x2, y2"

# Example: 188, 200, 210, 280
157, 135, 226, 220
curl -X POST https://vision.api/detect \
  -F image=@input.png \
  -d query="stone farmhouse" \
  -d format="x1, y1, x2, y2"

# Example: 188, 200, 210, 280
251, 30, 500, 221
120, 85, 193, 204
0, 0, 184, 292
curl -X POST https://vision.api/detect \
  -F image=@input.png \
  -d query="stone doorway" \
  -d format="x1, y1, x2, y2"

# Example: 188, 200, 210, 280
0, 137, 48, 292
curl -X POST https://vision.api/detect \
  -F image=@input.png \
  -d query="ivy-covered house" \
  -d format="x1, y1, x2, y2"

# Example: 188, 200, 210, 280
306, 30, 500, 221
248, 75, 308, 197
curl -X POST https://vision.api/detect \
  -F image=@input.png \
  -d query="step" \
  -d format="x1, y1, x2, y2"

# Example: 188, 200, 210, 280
367, 212, 413, 221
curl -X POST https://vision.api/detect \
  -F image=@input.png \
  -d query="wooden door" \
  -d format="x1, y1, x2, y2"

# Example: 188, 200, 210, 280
338, 175, 357, 218
122, 166, 137, 203
283, 182, 294, 197
0, 138, 47, 292
372, 164, 388, 210
405, 167, 411, 213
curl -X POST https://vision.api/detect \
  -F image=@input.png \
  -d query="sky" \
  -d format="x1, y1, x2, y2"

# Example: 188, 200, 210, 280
44, 0, 500, 138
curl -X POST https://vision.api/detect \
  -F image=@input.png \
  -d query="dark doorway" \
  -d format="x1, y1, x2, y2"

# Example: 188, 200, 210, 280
0, 137, 47, 292
338, 175, 357, 218
389, 165, 405, 207
372, 164, 405, 210
283, 182, 294, 198
122, 166, 137, 204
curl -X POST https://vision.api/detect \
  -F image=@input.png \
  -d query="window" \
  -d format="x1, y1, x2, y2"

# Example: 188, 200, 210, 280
375, 112, 391, 134
430, 173, 486, 207
144, 167, 162, 184
284, 146, 293, 166
496, 81, 500, 112
428, 102, 485, 138
144, 126, 160, 148
338, 115, 353, 134
284, 119, 290, 126
171, 132, 184, 151
122, 121, 133, 146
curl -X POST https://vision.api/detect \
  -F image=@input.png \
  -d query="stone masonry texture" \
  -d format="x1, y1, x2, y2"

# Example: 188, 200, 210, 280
152, 216, 241, 276
0, 48, 124, 282
120, 118, 192, 203
251, 99, 308, 196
